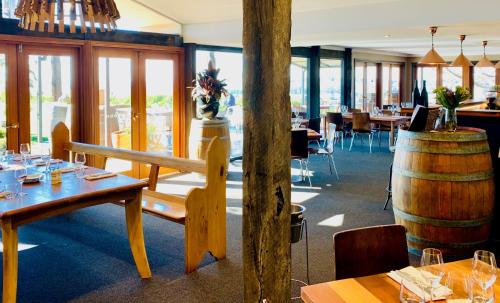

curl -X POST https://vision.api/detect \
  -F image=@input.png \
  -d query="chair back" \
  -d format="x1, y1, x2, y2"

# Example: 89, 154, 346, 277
326, 112, 344, 131
308, 117, 321, 133
348, 108, 361, 113
333, 224, 409, 280
291, 129, 308, 159
352, 112, 371, 132
382, 109, 393, 116
326, 123, 336, 153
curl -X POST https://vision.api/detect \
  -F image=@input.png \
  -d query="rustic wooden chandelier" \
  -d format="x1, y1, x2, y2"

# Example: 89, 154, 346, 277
14, 0, 120, 33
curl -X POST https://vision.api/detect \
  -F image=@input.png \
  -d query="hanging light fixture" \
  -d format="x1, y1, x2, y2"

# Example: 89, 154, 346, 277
419, 26, 446, 65
14, 0, 120, 34
452, 35, 472, 67
475, 41, 495, 68
495, 60, 500, 69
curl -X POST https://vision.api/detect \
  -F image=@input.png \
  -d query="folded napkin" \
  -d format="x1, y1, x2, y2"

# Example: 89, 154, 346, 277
0, 191, 13, 199
33, 159, 62, 166
13, 155, 41, 161
388, 266, 452, 301
84, 172, 117, 181
54, 167, 75, 173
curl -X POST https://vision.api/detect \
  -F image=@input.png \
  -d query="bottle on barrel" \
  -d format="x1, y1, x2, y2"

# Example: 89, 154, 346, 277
421, 80, 429, 107
412, 80, 420, 108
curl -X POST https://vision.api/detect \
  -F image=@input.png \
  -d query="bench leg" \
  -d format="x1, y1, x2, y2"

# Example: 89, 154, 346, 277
2, 219, 18, 303
125, 191, 152, 279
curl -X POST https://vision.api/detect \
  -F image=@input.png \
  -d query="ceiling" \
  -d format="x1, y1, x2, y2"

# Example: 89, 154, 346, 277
122, 0, 500, 58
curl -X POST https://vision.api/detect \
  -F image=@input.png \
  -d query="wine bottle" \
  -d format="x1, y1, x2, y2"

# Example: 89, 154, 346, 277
421, 80, 429, 107
412, 80, 420, 108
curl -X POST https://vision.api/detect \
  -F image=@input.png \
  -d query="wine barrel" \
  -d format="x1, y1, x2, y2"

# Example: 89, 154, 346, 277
189, 118, 230, 166
392, 127, 495, 257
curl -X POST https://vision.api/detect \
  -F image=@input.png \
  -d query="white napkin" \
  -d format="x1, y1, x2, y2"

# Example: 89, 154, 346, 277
388, 266, 452, 301
84, 172, 117, 181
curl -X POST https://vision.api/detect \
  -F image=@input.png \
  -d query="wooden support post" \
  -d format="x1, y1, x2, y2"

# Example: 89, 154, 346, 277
242, 0, 292, 302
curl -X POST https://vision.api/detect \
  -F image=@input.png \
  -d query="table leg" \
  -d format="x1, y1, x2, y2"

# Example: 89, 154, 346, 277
125, 191, 152, 279
389, 122, 395, 147
2, 219, 18, 303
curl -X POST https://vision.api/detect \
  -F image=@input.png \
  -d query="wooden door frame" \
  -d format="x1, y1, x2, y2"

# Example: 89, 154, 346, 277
0, 43, 19, 150
17, 45, 80, 149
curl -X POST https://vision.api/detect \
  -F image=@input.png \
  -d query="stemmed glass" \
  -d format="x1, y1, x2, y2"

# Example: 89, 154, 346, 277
472, 250, 497, 302
420, 248, 445, 302
20, 143, 30, 164
5, 150, 14, 162
41, 146, 51, 174
74, 152, 86, 178
14, 166, 28, 197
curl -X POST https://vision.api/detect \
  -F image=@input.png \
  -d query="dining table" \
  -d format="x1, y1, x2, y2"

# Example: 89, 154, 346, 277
301, 259, 499, 303
341, 113, 410, 149
0, 160, 151, 303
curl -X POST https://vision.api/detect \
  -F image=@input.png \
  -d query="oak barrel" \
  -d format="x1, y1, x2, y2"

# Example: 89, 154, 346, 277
392, 127, 495, 257
189, 118, 230, 166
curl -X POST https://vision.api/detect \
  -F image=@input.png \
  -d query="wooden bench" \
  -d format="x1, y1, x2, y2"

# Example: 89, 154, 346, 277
51, 122, 227, 273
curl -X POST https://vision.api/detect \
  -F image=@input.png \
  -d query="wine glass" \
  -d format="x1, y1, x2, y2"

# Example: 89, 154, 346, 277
20, 143, 30, 164
472, 250, 497, 302
420, 248, 445, 302
5, 149, 14, 162
74, 152, 86, 178
444, 272, 471, 302
14, 166, 27, 197
41, 146, 51, 174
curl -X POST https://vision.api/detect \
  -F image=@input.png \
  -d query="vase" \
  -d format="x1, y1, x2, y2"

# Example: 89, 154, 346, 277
444, 108, 457, 132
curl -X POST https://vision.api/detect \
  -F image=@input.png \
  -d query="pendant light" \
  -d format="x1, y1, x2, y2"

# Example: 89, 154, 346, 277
419, 26, 446, 65
14, 0, 120, 33
452, 35, 472, 67
475, 41, 495, 68
495, 61, 500, 69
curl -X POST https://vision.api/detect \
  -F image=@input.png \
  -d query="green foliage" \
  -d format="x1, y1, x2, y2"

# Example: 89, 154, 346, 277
433, 86, 471, 109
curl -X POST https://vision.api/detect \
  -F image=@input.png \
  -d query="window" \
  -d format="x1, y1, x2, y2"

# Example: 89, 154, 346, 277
442, 66, 462, 90
319, 58, 342, 113
416, 65, 438, 105
2, 0, 16, 18
290, 57, 308, 114
474, 67, 495, 100
382, 64, 401, 106
196, 50, 243, 158
354, 61, 377, 111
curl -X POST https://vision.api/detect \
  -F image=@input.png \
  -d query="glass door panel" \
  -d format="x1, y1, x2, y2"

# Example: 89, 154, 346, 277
0, 53, 6, 149
366, 63, 377, 112
98, 57, 133, 174
354, 62, 365, 109
28, 55, 72, 154
145, 59, 174, 155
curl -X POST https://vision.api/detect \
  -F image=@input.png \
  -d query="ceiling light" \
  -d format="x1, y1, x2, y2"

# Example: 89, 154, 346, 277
14, 0, 120, 33
384, 35, 391, 38
475, 41, 495, 68
452, 35, 472, 67
419, 26, 446, 65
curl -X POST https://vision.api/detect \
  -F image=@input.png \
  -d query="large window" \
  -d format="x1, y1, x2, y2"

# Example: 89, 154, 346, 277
354, 61, 377, 111
442, 66, 462, 90
382, 64, 401, 106
474, 67, 496, 101
1, 0, 16, 18
196, 50, 243, 158
319, 58, 342, 113
416, 65, 438, 105
290, 57, 309, 114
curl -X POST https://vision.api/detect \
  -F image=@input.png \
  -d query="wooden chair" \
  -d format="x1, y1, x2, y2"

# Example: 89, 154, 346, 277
52, 122, 226, 273
349, 112, 376, 153
333, 224, 409, 280
308, 117, 321, 147
325, 112, 344, 149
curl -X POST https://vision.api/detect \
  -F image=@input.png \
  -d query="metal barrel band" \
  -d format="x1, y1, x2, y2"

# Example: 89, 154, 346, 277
406, 233, 488, 249
398, 130, 487, 142
199, 136, 230, 141
397, 143, 490, 155
392, 167, 494, 182
393, 207, 493, 228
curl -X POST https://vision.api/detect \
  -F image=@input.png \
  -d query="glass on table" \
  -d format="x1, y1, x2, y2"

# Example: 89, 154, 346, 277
74, 152, 86, 178
5, 149, 14, 162
400, 278, 424, 303
444, 272, 472, 302
40, 145, 52, 174
20, 143, 30, 164
472, 250, 497, 301
420, 248, 445, 302
469, 275, 495, 303
14, 166, 27, 197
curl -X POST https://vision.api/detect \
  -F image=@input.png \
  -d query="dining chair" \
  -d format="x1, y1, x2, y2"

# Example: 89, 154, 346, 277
308, 117, 322, 148
348, 108, 361, 113
325, 112, 344, 150
333, 224, 409, 280
291, 129, 312, 187
314, 123, 339, 179
349, 112, 376, 153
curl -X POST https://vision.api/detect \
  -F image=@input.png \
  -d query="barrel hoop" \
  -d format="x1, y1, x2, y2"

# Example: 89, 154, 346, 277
393, 207, 493, 227
393, 167, 494, 182
406, 233, 488, 249
398, 130, 487, 142
193, 122, 228, 128
199, 136, 230, 141
397, 143, 490, 154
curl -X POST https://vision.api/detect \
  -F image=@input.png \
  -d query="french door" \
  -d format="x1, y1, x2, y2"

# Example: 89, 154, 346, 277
354, 61, 377, 111
95, 48, 181, 178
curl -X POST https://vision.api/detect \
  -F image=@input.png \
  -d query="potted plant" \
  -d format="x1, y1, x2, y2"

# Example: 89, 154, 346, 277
192, 60, 228, 120
433, 86, 471, 132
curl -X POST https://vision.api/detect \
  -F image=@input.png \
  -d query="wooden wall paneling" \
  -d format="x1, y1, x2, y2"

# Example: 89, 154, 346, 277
177, 50, 186, 158
184, 43, 196, 158
17, 44, 30, 146
1, 44, 19, 150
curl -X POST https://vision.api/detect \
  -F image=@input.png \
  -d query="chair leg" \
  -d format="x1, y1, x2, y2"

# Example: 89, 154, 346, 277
305, 160, 312, 187
378, 131, 382, 149
330, 154, 339, 180
383, 192, 391, 210
327, 154, 332, 175
368, 134, 373, 153
340, 132, 344, 150
349, 132, 356, 151
299, 159, 304, 181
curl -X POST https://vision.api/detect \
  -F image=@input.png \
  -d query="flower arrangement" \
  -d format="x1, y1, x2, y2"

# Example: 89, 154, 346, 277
433, 86, 471, 109
192, 60, 228, 119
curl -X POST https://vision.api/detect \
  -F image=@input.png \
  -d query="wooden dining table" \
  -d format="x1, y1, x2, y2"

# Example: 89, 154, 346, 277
341, 113, 410, 148
0, 161, 151, 303
301, 259, 500, 303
